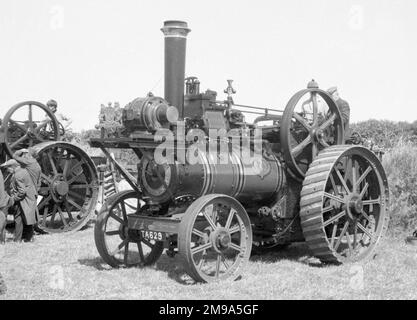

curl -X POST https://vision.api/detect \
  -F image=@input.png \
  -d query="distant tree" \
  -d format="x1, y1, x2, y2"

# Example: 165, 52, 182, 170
351, 119, 417, 149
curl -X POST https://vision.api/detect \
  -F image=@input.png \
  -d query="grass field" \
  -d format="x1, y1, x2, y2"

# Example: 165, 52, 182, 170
1, 222, 416, 300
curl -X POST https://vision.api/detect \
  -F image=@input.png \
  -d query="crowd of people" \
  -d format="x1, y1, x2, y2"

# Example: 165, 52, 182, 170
0, 99, 67, 245
0, 149, 41, 244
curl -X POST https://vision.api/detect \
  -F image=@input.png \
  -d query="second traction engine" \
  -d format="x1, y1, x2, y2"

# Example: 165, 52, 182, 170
92, 20, 389, 283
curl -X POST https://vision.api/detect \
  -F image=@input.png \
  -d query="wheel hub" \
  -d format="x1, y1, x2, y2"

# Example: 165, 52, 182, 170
311, 127, 324, 142
211, 227, 231, 252
53, 180, 69, 196
119, 224, 129, 240
50, 175, 69, 202
346, 194, 363, 218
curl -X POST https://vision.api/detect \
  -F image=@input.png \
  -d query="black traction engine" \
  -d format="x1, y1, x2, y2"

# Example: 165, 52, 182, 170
91, 21, 389, 283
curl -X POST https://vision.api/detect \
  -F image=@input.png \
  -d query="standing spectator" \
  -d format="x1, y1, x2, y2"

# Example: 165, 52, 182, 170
1, 168, 13, 244
13, 148, 41, 193
0, 273, 5, 295
327, 87, 351, 139
1, 160, 37, 243
0, 166, 11, 294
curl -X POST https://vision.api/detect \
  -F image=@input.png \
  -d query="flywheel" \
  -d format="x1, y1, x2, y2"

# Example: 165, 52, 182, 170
300, 145, 389, 263
1, 101, 60, 156
280, 85, 344, 180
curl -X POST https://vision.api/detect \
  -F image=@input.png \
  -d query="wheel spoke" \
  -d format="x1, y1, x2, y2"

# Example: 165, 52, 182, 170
345, 157, 352, 183
137, 242, 145, 261
352, 160, 359, 193
42, 206, 48, 227
67, 161, 84, 178
57, 206, 68, 227
66, 197, 82, 211
323, 192, 345, 204
345, 231, 353, 255
9, 119, 28, 133
357, 221, 374, 240
10, 134, 28, 148
312, 142, 318, 159
225, 208, 236, 229
141, 238, 155, 249
34, 121, 49, 134
323, 210, 346, 227
360, 209, 371, 223
353, 221, 358, 249
120, 202, 128, 222
334, 221, 349, 251
28, 104, 33, 123
356, 166, 372, 187
322, 205, 335, 214
67, 171, 84, 184
363, 198, 381, 206
191, 241, 212, 255
215, 254, 221, 278
64, 201, 74, 221
329, 174, 339, 195
70, 184, 93, 190
221, 253, 230, 269
319, 113, 336, 131
197, 254, 206, 270
38, 195, 52, 209
50, 204, 57, 225
311, 93, 319, 126
292, 136, 312, 157
359, 182, 369, 199
33, 132, 47, 143
68, 190, 84, 202
109, 212, 124, 225
124, 242, 129, 265
62, 158, 71, 177
109, 239, 128, 256
229, 242, 242, 253
41, 173, 53, 184
105, 230, 120, 236
229, 224, 240, 234
192, 228, 206, 239
293, 112, 312, 131
335, 168, 350, 194
330, 223, 338, 248
203, 206, 217, 230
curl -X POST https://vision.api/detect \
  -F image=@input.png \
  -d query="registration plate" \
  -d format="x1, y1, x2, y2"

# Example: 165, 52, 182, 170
140, 230, 166, 241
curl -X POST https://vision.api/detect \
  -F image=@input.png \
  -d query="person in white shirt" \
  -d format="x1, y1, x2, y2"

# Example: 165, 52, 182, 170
46, 99, 73, 131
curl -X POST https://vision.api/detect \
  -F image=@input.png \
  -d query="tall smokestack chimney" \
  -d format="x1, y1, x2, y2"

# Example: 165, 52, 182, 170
161, 21, 191, 120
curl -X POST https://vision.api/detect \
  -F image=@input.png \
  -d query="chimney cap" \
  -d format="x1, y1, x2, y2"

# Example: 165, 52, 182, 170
161, 20, 191, 37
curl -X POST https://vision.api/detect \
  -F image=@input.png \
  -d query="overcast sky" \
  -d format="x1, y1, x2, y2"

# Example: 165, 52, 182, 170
0, 0, 416, 131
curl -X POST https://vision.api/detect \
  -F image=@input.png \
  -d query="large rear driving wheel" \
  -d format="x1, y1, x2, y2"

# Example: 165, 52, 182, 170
300, 145, 389, 263
33, 141, 99, 233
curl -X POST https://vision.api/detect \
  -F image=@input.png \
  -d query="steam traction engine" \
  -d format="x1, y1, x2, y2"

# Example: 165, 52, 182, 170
92, 21, 389, 283
0, 102, 99, 233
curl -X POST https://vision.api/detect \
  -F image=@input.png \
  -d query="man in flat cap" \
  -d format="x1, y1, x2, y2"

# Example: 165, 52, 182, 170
327, 87, 351, 139
13, 148, 41, 193
1, 159, 37, 242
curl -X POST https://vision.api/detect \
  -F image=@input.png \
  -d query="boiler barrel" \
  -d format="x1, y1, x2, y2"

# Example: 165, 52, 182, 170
139, 148, 284, 204
191, 150, 284, 203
